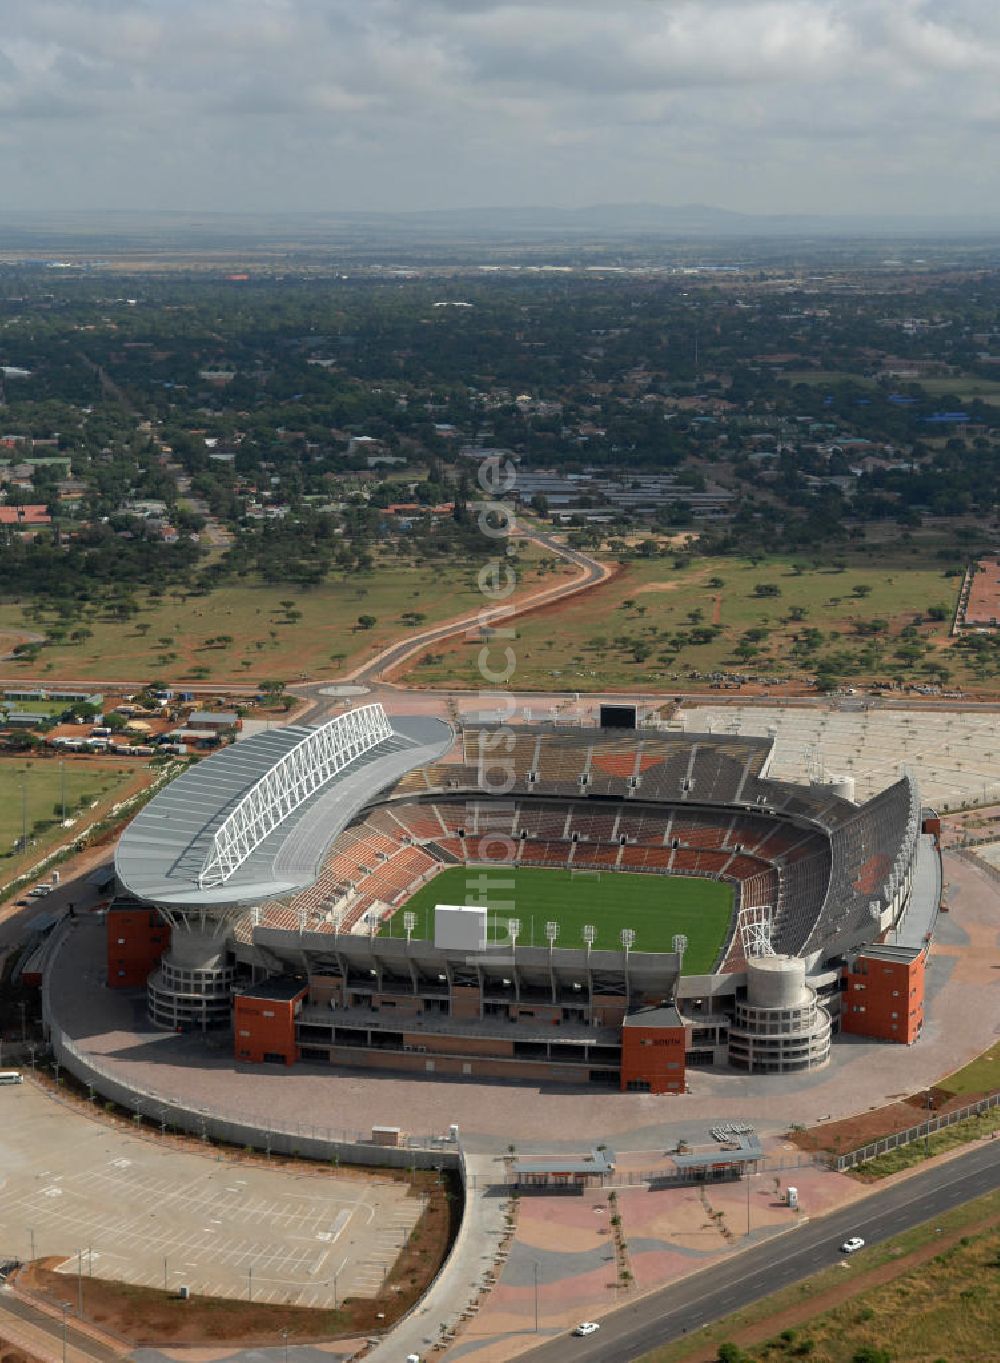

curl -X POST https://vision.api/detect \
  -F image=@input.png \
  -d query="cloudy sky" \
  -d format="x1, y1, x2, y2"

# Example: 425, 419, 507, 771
0, 0, 997, 217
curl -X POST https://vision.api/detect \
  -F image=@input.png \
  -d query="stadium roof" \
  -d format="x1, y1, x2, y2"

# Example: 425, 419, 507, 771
115, 712, 452, 909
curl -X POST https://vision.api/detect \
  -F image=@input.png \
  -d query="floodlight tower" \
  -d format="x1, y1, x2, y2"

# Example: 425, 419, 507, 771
507, 918, 521, 950
672, 933, 688, 964
582, 924, 596, 960
403, 910, 417, 945
545, 921, 559, 955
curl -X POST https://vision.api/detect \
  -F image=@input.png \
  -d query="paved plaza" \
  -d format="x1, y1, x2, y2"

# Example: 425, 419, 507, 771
0, 1083, 423, 1308
441, 1152, 871, 1363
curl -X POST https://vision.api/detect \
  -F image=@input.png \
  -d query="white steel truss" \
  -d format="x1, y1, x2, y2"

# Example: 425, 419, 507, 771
198, 703, 394, 888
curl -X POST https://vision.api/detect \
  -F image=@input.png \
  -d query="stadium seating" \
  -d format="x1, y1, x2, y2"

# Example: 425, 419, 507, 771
249, 729, 917, 972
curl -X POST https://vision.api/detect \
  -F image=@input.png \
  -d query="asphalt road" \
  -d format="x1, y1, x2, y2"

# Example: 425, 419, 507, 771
521, 1141, 1000, 1363
0, 1290, 121, 1363
346, 524, 610, 687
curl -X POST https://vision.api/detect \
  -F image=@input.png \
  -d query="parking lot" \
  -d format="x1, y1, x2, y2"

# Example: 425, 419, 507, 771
0, 1081, 424, 1307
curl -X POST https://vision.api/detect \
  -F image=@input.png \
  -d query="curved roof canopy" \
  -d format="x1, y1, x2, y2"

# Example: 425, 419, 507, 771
115, 709, 452, 910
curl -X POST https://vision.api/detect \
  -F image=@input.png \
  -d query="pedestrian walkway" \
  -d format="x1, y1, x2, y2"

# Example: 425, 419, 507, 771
363, 1154, 512, 1363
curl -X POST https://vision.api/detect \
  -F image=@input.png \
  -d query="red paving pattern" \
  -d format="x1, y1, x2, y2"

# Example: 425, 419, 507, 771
443, 1162, 870, 1363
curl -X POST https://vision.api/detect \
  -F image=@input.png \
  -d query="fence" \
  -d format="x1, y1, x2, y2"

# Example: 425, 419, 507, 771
829, 1091, 1000, 1171
599, 1151, 823, 1189
952, 846, 1000, 886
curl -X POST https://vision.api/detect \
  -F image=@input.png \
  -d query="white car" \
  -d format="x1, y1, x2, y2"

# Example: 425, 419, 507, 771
840, 1236, 865, 1254
573, 1322, 600, 1337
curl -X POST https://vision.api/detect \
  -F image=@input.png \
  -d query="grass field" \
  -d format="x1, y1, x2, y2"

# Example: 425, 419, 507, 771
402, 550, 965, 693
938, 1040, 1000, 1098
850, 1107, 1000, 1180
0, 756, 144, 883
381, 865, 732, 970
641, 1188, 1000, 1363
0, 543, 567, 685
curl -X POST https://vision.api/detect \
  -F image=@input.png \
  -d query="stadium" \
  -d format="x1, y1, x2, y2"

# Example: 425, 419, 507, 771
108, 702, 940, 1094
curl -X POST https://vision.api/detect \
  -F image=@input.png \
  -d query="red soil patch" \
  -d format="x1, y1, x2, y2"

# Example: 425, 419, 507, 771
787, 1087, 988, 1156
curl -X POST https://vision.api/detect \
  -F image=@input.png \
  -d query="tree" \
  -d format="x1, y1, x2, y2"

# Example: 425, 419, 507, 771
753, 583, 781, 598
852, 583, 873, 598
357, 614, 377, 630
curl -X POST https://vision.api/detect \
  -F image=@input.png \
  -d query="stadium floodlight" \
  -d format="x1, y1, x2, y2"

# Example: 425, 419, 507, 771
582, 924, 596, 956
672, 934, 688, 960
620, 928, 636, 954
545, 921, 559, 950
507, 917, 521, 947
403, 910, 417, 944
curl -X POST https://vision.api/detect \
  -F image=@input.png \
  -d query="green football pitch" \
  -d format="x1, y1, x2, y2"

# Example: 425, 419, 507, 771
380, 865, 733, 973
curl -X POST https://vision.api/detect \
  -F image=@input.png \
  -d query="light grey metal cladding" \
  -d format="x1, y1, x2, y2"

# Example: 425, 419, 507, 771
115, 712, 452, 909
199, 705, 394, 886
251, 924, 680, 994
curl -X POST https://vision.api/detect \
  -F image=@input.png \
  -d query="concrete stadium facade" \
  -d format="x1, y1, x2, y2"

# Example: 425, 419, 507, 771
107, 706, 938, 1095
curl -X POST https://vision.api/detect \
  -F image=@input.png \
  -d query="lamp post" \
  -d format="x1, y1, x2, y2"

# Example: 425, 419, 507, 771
746, 1172, 751, 1237
621, 928, 636, 1005
533, 1261, 539, 1332
282, 1327, 289, 1363
925, 1090, 933, 1157
61, 1302, 70, 1363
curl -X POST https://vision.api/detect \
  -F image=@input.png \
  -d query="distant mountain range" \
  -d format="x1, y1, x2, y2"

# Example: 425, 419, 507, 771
0, 203, 996, 248
377, 201, 999, 237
